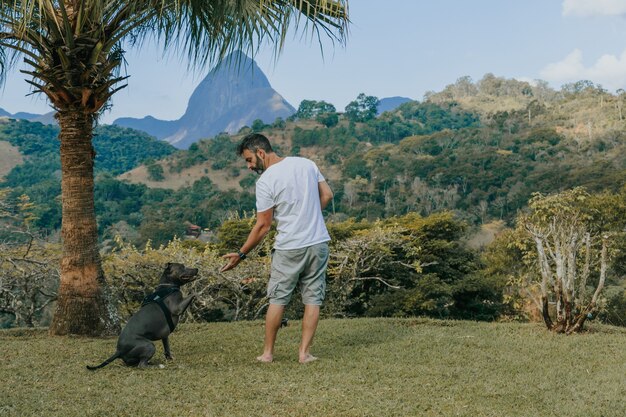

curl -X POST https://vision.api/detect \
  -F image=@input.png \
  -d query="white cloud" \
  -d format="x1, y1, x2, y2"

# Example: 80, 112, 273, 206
540, 48, 626, 91
540, 49, 586, 80
562, 0, 626, 17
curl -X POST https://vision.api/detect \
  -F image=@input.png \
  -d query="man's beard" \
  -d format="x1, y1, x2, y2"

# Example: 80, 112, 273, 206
252, 154, 265, 175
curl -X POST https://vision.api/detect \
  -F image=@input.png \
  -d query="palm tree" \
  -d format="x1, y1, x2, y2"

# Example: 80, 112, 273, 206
0, 1, 348, 336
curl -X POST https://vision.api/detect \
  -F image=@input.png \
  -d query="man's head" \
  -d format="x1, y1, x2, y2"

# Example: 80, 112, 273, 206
237, 133, 274, 175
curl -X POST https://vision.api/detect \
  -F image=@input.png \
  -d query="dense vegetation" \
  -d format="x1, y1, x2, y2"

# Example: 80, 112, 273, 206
2, 186, 624, 329
3, 76, 626, 242
1, 74, 625, 329
0, 120, 176, 233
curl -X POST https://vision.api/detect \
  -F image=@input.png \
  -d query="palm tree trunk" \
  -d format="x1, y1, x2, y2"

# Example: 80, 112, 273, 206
49, 110, 119, 336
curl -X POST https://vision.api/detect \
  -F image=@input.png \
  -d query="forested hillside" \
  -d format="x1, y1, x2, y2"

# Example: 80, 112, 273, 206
0, 120, 176, 234
1, 75, 625, 243
1, 74, 625, 329
117, 75, 626, 235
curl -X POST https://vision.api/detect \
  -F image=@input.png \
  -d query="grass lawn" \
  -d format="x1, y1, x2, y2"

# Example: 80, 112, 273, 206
2, 318, 626, 416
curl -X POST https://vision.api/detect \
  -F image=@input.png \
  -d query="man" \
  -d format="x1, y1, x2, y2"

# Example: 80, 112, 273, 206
221, 133, 333, 364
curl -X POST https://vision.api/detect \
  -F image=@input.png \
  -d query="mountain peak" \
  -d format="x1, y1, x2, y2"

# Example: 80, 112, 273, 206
114, 52, 294, 149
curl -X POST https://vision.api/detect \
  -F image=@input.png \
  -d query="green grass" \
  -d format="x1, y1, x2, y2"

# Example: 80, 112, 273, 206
2, 318, 626, 417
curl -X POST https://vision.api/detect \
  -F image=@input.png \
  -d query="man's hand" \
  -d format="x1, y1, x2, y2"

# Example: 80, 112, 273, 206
220, 208, 273, 273
220, 253, 242, 272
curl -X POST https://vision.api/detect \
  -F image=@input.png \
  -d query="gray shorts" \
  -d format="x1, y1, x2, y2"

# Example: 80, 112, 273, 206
267, 242, 329, 306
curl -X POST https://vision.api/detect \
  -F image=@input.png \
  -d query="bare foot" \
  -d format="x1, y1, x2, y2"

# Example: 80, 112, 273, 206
256, 355, 273, 363
299, 354, 318, 364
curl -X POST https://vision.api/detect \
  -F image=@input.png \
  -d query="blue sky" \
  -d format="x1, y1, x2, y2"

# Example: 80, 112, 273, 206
2, 0, 626, 124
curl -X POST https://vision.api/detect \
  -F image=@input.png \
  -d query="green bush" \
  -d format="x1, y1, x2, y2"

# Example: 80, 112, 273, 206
600, 288, 626, 327
146, 163, 165, 181
324, 212, 503, 320
103, 237, 269, 322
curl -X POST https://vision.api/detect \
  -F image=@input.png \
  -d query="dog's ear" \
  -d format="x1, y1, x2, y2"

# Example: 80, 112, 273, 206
165, 262, 172, 270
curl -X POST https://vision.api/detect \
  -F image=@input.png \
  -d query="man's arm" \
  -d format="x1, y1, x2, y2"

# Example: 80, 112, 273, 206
319, 180, 333, 210
220, 208, 273, 272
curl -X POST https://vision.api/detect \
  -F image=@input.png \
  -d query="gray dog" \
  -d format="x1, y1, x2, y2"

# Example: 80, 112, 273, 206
87, 262, 199, 370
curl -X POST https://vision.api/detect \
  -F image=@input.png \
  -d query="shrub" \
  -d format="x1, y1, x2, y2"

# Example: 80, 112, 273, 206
146, 162, 165, 181
0, 241, 60, 328
103, 237, 270, 322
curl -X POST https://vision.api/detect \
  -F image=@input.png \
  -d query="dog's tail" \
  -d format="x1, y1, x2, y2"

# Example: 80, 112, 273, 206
86, 352, 120, 371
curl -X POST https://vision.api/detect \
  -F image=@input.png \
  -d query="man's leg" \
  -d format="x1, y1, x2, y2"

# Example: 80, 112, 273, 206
299, 304, 320, 363
257, 303, 285, 362
298, 243, 329, 363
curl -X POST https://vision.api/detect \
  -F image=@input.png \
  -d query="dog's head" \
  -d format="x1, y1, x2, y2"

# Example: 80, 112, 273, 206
161, 262, 199, 286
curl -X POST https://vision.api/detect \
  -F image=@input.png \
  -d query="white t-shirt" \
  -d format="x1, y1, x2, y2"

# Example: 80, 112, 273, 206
255, 157, 331, 250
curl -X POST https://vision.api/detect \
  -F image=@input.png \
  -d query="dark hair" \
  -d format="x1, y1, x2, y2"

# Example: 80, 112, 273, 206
237, 133, 273, 156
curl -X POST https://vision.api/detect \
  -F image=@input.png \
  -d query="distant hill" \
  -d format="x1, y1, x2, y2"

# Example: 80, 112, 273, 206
114, 51, 295, 149
377, 96, 413, 114
0, 119, 178, 232
0, 108, 56, 125
112, 115, 179, 139
0, 120, 176, 177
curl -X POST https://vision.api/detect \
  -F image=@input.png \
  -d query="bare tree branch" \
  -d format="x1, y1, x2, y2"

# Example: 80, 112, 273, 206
348, 276, 402, 289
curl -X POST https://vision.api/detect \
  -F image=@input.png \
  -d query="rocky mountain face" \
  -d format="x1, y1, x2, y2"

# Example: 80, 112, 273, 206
114, 52, 296, 149
2, 51, 410, 146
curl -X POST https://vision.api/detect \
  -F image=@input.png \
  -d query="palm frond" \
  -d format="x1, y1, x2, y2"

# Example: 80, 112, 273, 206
0, 0, 349, 111
133, 0, 349, 69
